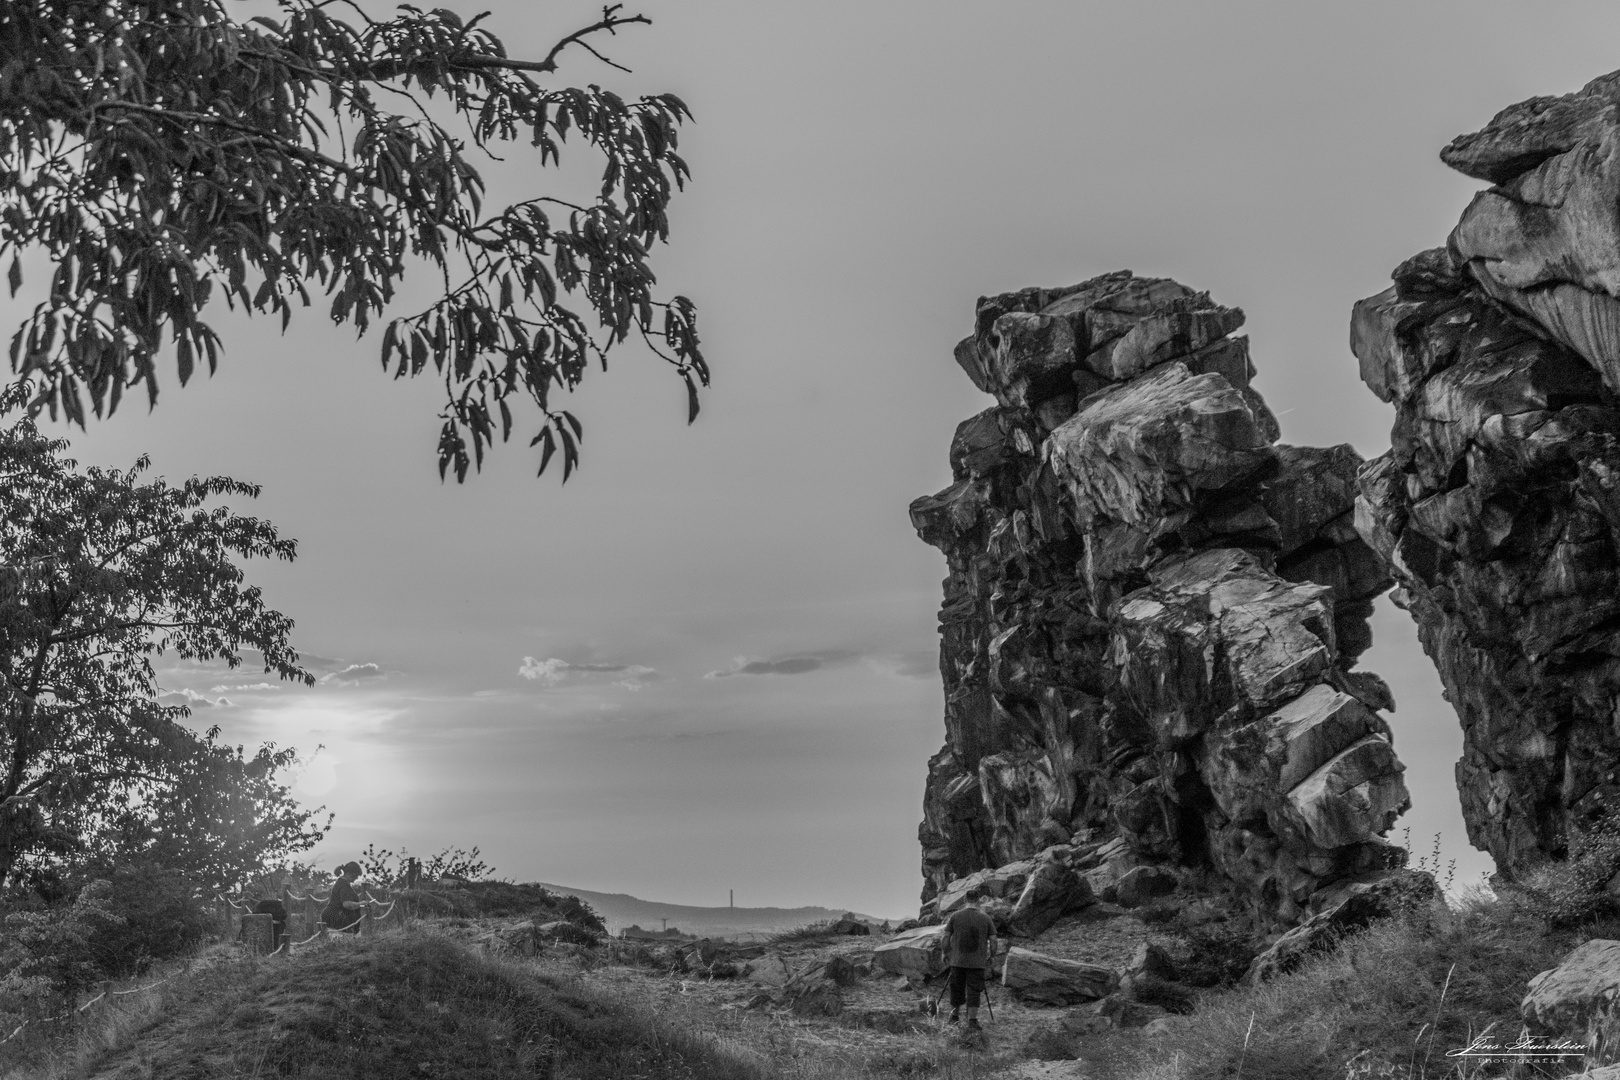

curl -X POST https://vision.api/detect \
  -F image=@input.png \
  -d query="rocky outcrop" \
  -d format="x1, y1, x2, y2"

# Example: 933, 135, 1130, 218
914, 272, 1408, 926
1353, 71, 1620, 879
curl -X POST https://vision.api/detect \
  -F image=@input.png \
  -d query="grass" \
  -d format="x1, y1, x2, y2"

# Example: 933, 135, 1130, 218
767, 922, 843, 947
1092, 889, 1591, 1080
9, 929, 773, 1080
10, 880, 1619, 1080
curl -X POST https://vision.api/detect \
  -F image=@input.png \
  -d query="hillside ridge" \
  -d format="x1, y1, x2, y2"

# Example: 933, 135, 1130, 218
533, 882, 893, 934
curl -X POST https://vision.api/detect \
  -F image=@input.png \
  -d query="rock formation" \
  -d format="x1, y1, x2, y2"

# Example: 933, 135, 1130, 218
912, 272, 1407, 926
1352, 70, 1620, 880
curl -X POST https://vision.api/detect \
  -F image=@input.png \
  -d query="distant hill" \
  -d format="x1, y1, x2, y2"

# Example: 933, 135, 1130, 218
533, 883, 896, 940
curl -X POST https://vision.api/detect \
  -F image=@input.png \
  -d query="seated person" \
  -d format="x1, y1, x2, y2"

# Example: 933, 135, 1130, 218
321, 861, 366, 933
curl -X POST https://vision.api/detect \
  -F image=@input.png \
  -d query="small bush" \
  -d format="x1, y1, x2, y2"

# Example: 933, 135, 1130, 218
767, 920, 838, 945
88, 861, 214, 976
1509, 812, 1620, 928
0, 879, 123, 1005
1177, 921, 1262, 988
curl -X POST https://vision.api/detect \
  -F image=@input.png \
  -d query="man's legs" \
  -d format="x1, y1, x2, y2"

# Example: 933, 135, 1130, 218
963, 968, 985, 1027
947, 966, 968, 1021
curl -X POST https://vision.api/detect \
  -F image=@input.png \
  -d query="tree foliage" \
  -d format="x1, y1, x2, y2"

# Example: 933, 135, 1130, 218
0, 386, 320, 887
0, 0, 705, 481
83, 728, 331, 894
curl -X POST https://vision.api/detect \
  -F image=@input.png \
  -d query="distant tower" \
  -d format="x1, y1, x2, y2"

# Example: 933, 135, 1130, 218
730, 889, 734, 908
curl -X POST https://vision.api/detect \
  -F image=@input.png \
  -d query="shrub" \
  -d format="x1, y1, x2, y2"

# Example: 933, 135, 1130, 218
1509, 812, 1620, 928
0, 879, 123, 1005
1177, 921, 1263, 988
86, 861, 215, 977
358, 844, 492, 886
767, 920, 839, 945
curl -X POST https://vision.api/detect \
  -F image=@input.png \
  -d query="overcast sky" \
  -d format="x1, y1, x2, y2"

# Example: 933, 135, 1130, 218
17, 1, 1620, 917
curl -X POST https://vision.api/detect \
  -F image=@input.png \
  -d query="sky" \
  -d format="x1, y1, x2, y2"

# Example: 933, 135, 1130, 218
13, 1, 1620, 918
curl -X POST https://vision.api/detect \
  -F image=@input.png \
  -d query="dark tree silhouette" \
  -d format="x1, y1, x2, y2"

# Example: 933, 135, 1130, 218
0, 386, 320, 886
0, 1, 704, 481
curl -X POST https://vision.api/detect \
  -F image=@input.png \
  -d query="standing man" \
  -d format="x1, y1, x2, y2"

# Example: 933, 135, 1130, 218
942, 901, 997, 1031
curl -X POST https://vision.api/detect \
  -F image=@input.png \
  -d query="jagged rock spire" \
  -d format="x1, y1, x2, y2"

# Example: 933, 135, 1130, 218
914, 271, 1405, 927
1354, 70, 1620, 880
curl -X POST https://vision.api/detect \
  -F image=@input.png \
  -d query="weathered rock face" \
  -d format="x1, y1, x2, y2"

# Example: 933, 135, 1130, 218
1352, 71, 1620, 879
914, 272, 1407, 925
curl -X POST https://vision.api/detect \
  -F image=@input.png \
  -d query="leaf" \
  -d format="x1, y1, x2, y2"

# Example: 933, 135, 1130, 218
7, 255, 19, 298
536, 425, 556, 476
684, 372, 699, 424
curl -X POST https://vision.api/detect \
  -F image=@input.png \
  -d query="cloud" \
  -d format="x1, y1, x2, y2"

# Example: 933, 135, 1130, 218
519, 657, 570, 685
705, 650, 861, 679
160, 688, 235, 709
319, 663, 386, 686
519, 657, 657, 688
210, 683, 280, 693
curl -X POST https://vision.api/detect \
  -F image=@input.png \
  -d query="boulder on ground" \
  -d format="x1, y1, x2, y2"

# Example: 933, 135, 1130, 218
830, 915, 871, 935
821, 955, 860, 987
1524, 939, 1620, 1036
1115, 866, 1178, 908
1001, 946, 1118, 1005
1009, 855, 1095, 936
1124, 941, 1179, 982
1245, 870, 1439, 982
787, 983, 843, 1017
742, 952, 794, 987
873, 925, 949, 980
1075, 992, 1168, 1029
934, 860, 1034, 918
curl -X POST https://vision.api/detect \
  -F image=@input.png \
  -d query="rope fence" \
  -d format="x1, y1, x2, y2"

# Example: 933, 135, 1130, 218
212, 885, 410, 953
0, 971, 179, 1046
1, 886, 422, 1048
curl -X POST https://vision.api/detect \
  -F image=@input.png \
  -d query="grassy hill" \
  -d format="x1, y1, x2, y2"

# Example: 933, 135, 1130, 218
533, 882, 894, 938
33, 930, 768, 1080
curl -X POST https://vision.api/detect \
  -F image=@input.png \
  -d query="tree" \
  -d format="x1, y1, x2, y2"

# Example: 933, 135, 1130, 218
0, 0, 705, 482
0, 385, 318, 887
81, 727, 331, 895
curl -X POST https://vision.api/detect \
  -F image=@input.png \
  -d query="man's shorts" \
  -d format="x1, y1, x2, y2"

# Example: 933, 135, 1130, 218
948, 966, 986, 1009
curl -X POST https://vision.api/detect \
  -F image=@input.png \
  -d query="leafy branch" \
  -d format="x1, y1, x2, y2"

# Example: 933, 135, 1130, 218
0, 0, 706, 481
